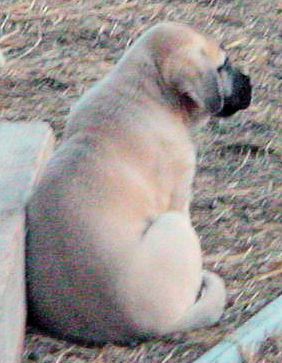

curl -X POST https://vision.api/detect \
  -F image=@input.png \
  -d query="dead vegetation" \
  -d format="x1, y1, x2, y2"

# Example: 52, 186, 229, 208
0, 0, 281, 362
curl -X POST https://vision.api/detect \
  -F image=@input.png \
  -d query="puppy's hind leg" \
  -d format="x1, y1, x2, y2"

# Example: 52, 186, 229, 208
121, 211, 226, 337
121, 211, 203, 336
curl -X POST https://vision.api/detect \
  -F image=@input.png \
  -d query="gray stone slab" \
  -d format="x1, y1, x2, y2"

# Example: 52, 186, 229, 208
0, 122, 55, 363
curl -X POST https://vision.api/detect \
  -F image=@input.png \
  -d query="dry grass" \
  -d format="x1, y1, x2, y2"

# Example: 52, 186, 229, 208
0, 0, 281, 362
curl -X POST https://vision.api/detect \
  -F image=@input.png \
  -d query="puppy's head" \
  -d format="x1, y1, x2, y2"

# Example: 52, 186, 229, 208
153, 23, 252, 118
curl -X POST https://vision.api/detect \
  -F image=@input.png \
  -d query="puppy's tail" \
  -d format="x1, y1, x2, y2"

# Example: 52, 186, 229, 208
174, 270, 226, 332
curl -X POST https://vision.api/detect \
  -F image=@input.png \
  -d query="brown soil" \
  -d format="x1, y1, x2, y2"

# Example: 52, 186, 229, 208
0, 0, 281, 362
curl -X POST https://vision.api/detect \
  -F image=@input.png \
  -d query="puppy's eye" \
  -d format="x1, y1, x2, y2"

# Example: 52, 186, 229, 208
217, 57, 229, 72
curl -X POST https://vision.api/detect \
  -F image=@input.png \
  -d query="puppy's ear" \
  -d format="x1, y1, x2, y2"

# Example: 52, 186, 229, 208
165, 50, 224, 115
182, 70, 223, 115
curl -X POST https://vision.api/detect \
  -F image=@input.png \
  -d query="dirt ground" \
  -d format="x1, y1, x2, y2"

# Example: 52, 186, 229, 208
0, 0, 281, 362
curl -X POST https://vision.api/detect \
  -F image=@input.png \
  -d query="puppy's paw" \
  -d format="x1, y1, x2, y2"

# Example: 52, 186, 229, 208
201, 270, 227, 325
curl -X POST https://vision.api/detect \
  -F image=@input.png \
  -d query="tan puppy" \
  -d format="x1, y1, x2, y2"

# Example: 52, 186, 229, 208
26, 22, 252, 345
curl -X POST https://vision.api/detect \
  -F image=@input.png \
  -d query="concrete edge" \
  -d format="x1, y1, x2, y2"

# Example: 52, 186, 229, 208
194, 295, 282, 363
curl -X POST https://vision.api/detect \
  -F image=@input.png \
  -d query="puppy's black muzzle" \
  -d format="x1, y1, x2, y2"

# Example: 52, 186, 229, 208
216, 62, 252, 118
